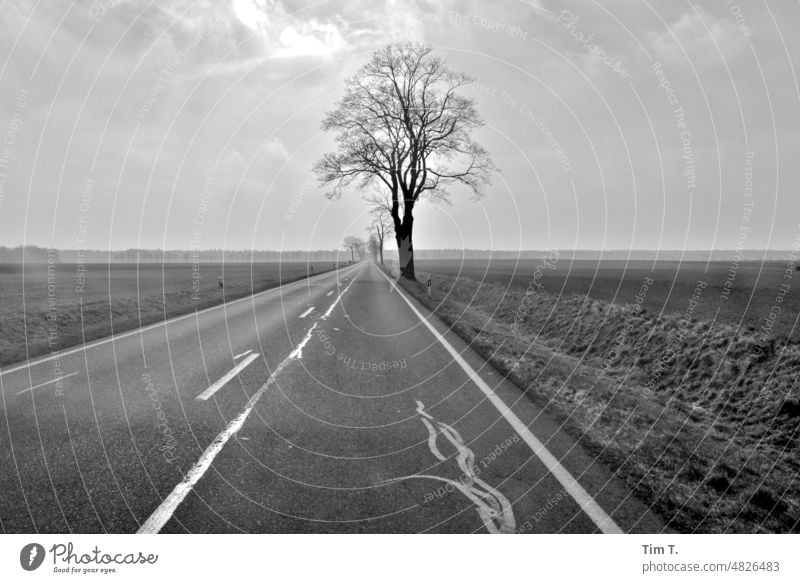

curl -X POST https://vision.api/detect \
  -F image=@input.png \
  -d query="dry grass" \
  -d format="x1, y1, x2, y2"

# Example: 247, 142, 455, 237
398, 269, 800, 533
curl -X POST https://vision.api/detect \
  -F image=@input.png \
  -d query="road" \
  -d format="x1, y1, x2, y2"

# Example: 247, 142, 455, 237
0, 262, 664, 533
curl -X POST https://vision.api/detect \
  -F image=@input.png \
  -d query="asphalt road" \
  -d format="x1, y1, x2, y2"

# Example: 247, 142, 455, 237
0, 262, 665, 533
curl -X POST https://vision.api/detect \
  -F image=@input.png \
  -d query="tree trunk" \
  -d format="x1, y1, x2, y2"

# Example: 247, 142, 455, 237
396, 211, 415, 281
376, 226, 385, 266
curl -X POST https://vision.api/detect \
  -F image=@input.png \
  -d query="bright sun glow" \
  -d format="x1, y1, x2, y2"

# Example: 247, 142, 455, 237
232, 0, 269, 29
230, 0, 345, 58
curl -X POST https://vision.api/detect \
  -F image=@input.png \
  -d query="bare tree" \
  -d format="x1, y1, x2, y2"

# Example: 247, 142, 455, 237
366, 234, 380, 263
342, 235, 364, 263
314, 42, 494, 280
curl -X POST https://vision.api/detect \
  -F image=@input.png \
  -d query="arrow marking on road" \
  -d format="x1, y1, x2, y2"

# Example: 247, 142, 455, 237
377, 268, 623, 534
196, 353, 260, 401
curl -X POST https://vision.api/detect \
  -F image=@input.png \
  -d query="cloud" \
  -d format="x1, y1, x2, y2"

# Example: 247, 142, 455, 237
647, 6, 749, 66
229, 0, 348, 59
277, 20, 345, 58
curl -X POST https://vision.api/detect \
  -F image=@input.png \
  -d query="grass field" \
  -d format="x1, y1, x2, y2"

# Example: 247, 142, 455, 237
397, 259, 800, 533
0, 261, 338, 368
415, 259, 800, 341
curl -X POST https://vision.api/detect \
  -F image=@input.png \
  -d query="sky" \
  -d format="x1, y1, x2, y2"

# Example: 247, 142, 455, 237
0, 0, 798, 252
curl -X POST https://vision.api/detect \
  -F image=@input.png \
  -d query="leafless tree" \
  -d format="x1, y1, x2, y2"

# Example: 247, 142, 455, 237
342, 235, 364, 263
366, 234, 380, 263
314, 42, 494, 280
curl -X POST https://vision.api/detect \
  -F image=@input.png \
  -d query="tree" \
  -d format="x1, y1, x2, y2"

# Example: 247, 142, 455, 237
367, 234, 380, 263
314, 42, 494, 280
364, 193, 393, 266
342, 236, 364, 263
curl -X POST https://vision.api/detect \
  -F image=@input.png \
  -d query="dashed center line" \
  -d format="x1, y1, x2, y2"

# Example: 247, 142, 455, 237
137, 267, 363, 534
299, 307, 315, 318
233, 349, 253, 360
326, 291, 334, 297
196, 353, 260, 401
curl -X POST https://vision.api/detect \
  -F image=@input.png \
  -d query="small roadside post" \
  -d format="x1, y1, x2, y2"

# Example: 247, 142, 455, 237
427, 277, 432, 299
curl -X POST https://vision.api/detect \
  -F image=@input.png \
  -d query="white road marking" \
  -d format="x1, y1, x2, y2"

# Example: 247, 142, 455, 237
299, 307, 315, 319
292, 273, 360, 359
15, 371, 80, 395
378, 269, 623, 534
138, 267, 364, 534
196, 353, 260, 401
415, 401, 446, 460
0, 264, 363, 378
138, 364, 285, 534
383, 400, 515, 534
326, 291, 334, 297
233, 349, 252, 360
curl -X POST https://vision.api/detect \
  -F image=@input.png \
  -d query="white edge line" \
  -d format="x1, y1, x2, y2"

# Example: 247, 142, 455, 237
15, 371, 80, 395
233, 349, 253, 360
138, 266, 363, 533
196, 353, 260, 401
0, 264, 360, 378
298, 306, 315, 319
376, 269, 623, 534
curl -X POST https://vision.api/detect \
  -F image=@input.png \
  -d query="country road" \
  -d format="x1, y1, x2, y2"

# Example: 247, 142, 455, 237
0, 262, 664, 534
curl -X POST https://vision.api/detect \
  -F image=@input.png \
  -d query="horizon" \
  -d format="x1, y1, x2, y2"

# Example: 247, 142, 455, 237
4, 243, 800, 253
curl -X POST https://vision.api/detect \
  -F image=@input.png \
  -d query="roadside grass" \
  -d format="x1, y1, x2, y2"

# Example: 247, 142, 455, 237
0, 262, 337, 368
415, 258, 800, 341
395, 268, 800, 533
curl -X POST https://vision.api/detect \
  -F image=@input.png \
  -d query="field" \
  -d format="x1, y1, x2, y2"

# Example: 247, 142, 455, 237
0, 262, 338, 367
399, 258, 800, 532
415, 259, 800, 341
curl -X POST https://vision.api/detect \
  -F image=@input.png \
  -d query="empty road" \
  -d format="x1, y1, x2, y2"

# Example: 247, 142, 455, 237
0, 262, 663, 533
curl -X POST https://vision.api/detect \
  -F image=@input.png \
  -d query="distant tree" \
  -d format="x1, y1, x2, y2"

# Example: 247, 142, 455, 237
364, 193, 393, 266
342, 236, 364, 263
314, 42, 494, 280
367, 234, 380, 263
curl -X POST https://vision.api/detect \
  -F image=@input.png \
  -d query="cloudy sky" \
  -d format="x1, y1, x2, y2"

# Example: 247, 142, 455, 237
0, 0, 798, 252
